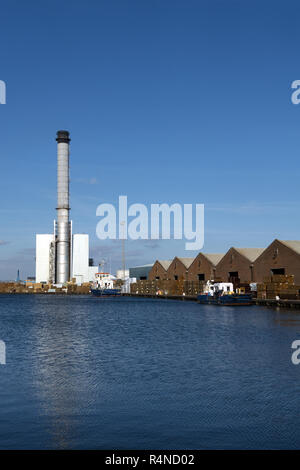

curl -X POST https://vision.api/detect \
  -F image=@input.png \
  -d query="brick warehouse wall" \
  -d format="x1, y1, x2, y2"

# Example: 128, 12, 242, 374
166, 257, 194, 281
130, 279, 205, 297
254, 240, 300, 284
215, 248, 254, 283
148, 261, 168, 280
146, 240, 300, 287
188, 254, 217, 282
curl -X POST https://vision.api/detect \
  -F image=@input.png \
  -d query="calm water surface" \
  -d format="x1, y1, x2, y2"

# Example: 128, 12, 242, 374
0, 294, 300, 449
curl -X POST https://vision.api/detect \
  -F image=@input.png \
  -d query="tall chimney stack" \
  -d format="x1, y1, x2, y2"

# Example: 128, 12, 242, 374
55, 130, 71, 284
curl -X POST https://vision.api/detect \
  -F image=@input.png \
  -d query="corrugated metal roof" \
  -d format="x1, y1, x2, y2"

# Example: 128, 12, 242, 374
278, 240, 300, 255
233, 247, 265, 262
130, 263, 154, 268
129, 264, 153, 280
157, 260, 172, 270
177, 257, 195, 268
201, 253, 224, 266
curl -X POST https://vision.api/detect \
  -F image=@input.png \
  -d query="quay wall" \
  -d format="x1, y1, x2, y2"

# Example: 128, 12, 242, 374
0, 282, 91, 295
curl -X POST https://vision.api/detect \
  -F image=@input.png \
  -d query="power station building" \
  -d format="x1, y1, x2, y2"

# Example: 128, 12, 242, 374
35, 131, 97, 285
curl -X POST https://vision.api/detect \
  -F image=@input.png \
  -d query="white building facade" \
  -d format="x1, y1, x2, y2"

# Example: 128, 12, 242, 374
71, 234, 97, 284
35, 232, 97, 285
35, 234, 54, 283
72, 234, 89, 284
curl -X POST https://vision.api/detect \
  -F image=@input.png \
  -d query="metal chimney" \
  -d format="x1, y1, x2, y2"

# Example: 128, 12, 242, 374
55, 130, 71, 284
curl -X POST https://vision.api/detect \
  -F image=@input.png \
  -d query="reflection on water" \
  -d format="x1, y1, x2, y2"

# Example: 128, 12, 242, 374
0, 295, 300, 449
273, 310, 300, 327
31, 301, 96, 448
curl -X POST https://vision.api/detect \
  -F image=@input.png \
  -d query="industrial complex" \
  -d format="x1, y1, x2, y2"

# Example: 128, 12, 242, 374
35, 131, 98, 285
1, 130, 300, 303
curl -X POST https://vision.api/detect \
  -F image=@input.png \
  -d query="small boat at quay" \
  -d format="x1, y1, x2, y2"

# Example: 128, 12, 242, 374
91, 272, 121, 297
197, 281, 253, 306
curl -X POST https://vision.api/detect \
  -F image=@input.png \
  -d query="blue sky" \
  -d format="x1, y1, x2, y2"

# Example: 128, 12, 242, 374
1, 0, 300, 279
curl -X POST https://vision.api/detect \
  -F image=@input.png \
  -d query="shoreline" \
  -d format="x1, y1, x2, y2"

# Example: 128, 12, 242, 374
2, 291, 300, 309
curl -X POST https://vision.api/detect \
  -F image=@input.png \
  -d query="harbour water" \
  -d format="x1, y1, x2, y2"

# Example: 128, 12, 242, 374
0, 295, 300, 449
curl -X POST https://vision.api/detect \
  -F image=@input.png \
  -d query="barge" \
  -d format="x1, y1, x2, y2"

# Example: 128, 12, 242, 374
197, 281, 253, 306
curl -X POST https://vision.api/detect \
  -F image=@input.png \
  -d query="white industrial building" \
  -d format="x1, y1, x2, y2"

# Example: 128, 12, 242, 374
116, 269, 129, 280
35, 234, 54, 283
35, 131, 98, 285
36, 232, 98, 284
72, 234, 98, 284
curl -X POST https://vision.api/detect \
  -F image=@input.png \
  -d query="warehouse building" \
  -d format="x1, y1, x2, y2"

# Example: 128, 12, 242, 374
148, 260, 172, 280
188, 253, 224, 282
166, 257, 194, 281
144, 240, 300, 288
129, 264, 153, 280
253, 239, 300, 284
215, 247, 264, 284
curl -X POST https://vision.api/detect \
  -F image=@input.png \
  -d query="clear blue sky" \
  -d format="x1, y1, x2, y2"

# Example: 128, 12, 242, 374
1, 0, 300, 279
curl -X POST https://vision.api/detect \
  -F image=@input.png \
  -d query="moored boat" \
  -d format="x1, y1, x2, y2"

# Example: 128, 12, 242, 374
91, 272, 121, 297
91, 288, 121, 297
197, 281, 253, 306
